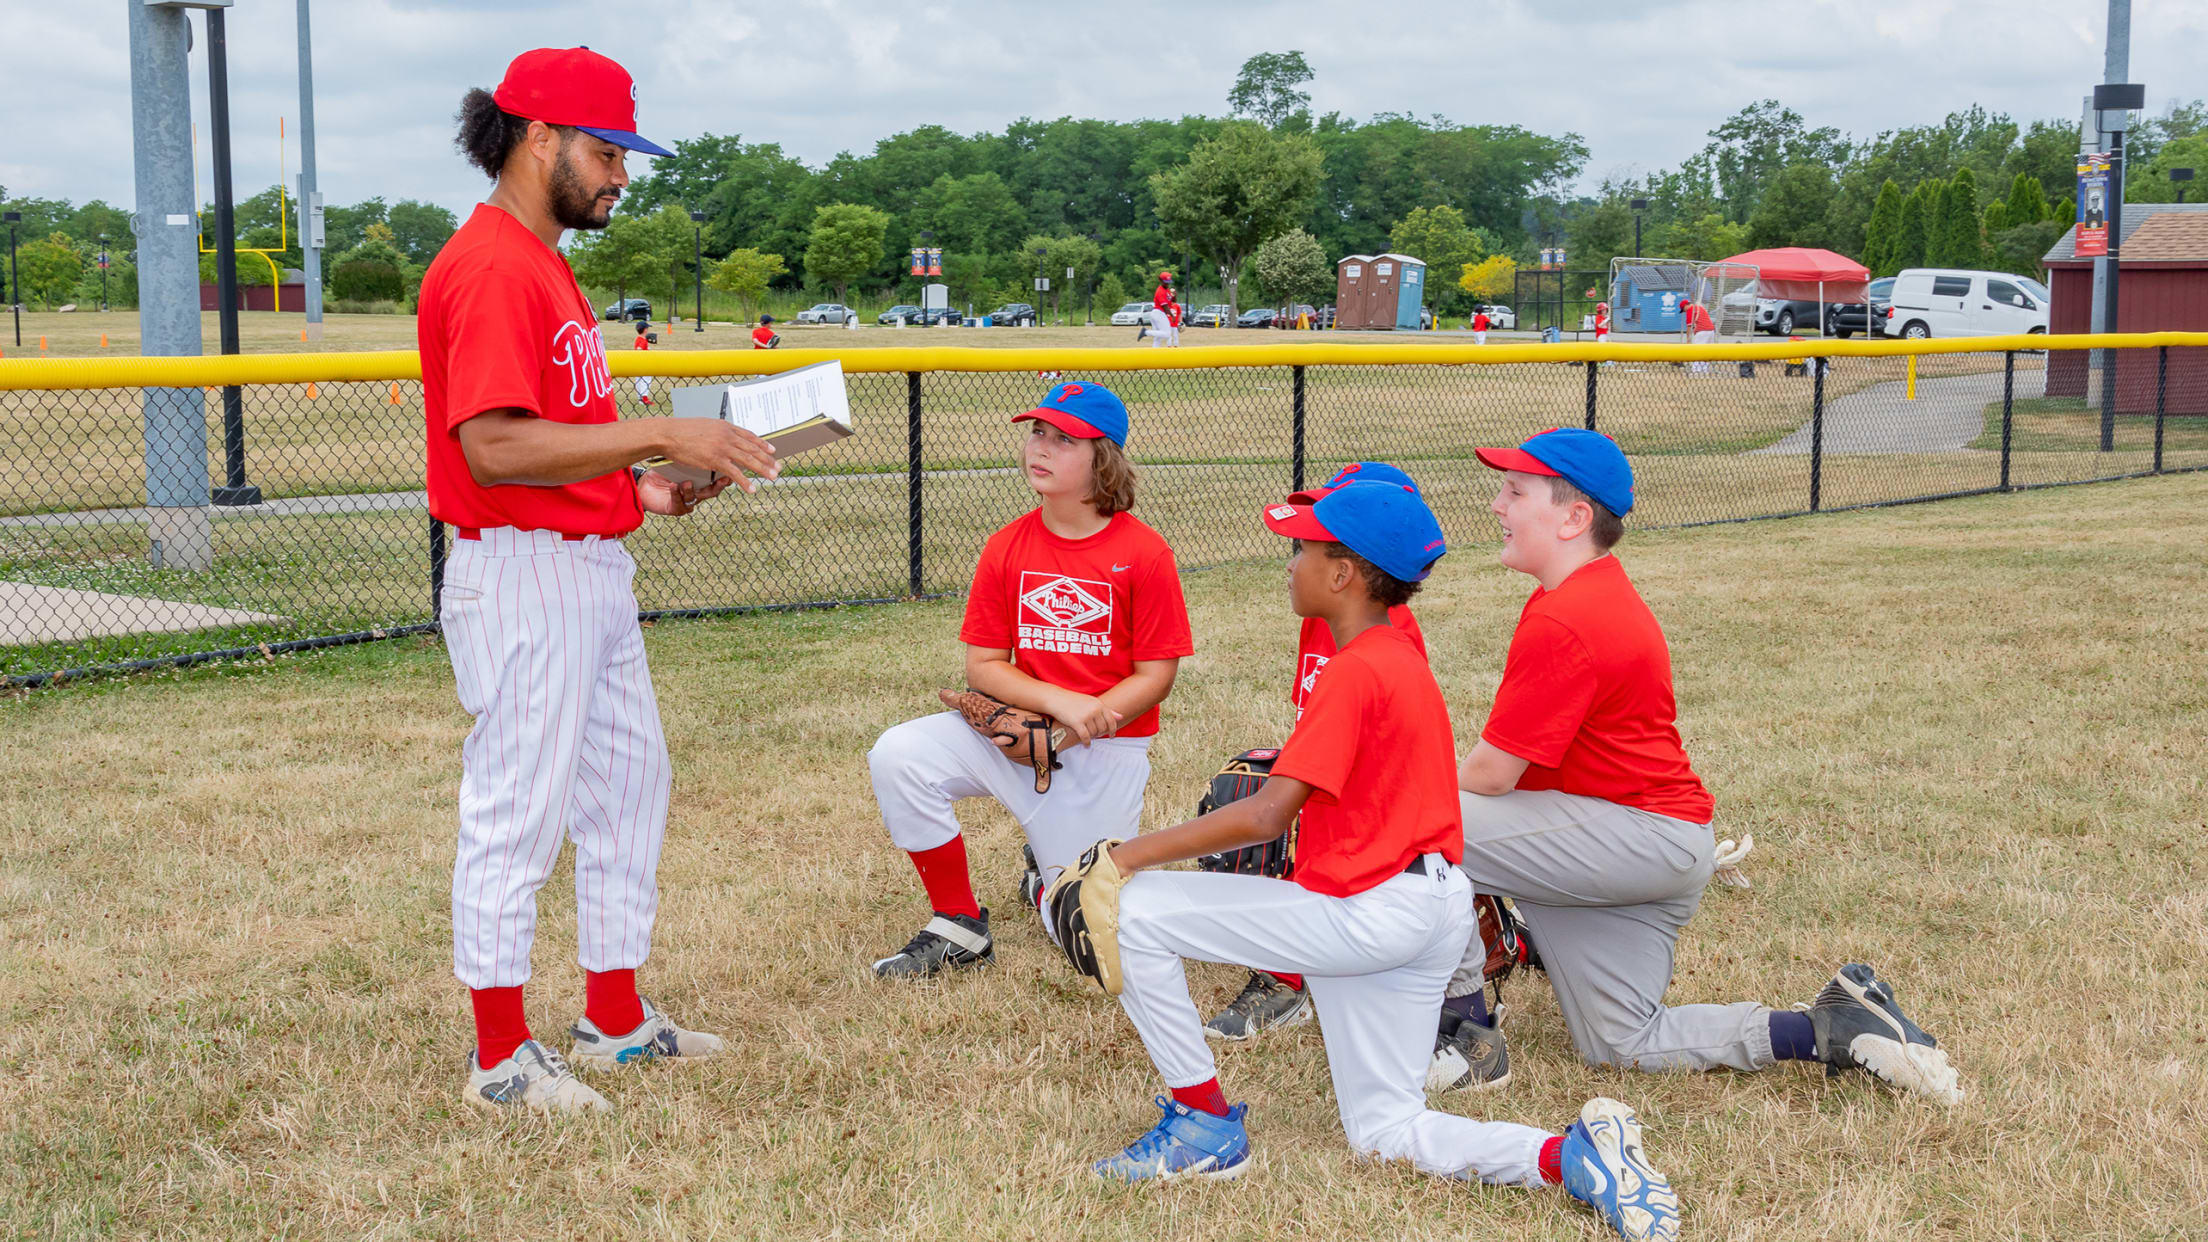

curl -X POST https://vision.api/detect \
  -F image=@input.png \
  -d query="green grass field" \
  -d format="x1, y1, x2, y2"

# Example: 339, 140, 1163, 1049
2, 472, 2204, 1240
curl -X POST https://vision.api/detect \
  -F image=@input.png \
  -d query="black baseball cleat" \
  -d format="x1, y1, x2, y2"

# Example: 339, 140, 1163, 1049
1806, 963, 1962, 1103
872, 909, 994, 979
1427, 1011, 1512, 1093
1018, 844, 1046, 916
1204, 970, 1314, 1041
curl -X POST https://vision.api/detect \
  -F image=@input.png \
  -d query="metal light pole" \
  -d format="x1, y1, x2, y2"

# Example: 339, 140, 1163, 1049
98, 233, 109, 312
1037, 246, 1048, 325
689, 209, 706, 331
297, 0, 324, 340
2094, 80, 2145, 452
1629, 198, 1648, 257
2175, 168, 2196, 202
1085, 231, 1100, 325
204, 5, 259, 506
4, 212, 19, 346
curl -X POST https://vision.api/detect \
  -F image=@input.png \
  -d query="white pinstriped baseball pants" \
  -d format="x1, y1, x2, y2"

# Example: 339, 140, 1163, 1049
440, 528, 672, 990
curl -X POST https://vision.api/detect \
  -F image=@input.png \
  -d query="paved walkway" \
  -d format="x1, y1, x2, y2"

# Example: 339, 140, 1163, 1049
0, 489, 427, 530
1755, 368, 2039, 455
1, 582, 283, 644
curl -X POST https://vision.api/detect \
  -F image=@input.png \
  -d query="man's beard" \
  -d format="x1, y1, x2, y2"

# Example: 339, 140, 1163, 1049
548, 149, 618, 231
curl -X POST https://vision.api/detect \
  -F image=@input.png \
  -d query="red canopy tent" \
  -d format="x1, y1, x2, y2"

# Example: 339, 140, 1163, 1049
1715, 247, 1872, 303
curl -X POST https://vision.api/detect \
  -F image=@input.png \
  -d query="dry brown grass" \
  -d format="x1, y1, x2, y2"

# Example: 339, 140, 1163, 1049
3, 472, 2205, 1240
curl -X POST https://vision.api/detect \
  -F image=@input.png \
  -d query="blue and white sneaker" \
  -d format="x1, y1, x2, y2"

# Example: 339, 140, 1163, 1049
1560, 1098, 1680, 1242
568, 998, 724, 1070
1092, 1097, 1252, 1183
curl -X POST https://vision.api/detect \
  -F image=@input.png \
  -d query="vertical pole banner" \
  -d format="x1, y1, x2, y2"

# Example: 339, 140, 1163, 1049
910, 248, 926, 276
926, 247, 942, 276
2076, 154, 2111, 258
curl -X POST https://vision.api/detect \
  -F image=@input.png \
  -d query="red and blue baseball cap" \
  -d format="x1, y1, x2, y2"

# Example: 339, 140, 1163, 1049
1262, 480, 1448, 582
1475, 427, 1635, 517
1013, 381, 1129, 447
1288, 460, 1421, 504
493, 47, 675, 158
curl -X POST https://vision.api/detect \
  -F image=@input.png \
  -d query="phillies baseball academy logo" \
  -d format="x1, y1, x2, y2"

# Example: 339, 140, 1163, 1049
1017, 572, 1114, 656
551, 320, 614, 409
1295, 652, 1330, 716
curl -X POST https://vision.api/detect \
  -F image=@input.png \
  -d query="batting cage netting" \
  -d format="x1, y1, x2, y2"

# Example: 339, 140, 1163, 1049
4, 334, 2204, 686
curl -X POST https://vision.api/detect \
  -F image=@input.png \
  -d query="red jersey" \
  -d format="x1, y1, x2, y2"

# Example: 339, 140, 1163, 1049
958, 510, 1194, 738
752, 324, 776, 349
420, 204, 640, 538
1683, 303, 1714, 334
1271, 625, 1463, 898
1472, 313, 1490, 332
1291, 606, 1425, 719
1152, 284, 1174, 312
1481, 556, 1714, 823
633, 333, 652, 351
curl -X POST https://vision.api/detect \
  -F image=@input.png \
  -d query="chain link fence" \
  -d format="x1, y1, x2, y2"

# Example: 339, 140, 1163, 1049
5, 337, 2204, 687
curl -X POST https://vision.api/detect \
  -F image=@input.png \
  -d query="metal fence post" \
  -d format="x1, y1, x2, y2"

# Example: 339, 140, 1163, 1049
429, 516, 446, 620
2154, 345, 2168, 474
1584, 361, 1598, 430
906, 371, 924, 597
2000, 351, 2015, 492
1809, 361, 1825, 513
1291, 365, 1307, 492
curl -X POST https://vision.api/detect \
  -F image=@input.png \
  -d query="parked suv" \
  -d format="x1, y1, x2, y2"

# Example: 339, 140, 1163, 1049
1109, 302, 1151, 326
1271, 303, 1317, 328
795, 303, 855, 325
601, 298, 653, 322
1823, 277, 1895, 338
1188, 304, 1231, 328
1884, 269, 2050, 339
986, 303, 1038, 326
1753, 297, 1858, 336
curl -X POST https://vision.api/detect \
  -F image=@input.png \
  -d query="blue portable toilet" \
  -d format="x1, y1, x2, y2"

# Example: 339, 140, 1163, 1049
1608, 263, 1695, 333
1374, 253, 1427, 329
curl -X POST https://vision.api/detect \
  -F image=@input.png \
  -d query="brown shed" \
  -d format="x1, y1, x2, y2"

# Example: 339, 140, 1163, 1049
2043, 202, 2208, 413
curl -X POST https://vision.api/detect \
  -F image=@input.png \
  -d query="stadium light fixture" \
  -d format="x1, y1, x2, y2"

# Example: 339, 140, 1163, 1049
2173, 168, 2195, 203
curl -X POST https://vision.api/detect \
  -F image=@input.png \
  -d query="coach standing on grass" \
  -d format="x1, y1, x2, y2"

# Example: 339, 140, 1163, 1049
421, 47, 779, 1113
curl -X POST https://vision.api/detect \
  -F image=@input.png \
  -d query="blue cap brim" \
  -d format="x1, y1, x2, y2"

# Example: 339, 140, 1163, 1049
576, 126, 675, 158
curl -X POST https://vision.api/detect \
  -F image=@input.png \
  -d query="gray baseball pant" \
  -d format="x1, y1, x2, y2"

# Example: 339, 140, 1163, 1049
1447, 788, 1775, 1073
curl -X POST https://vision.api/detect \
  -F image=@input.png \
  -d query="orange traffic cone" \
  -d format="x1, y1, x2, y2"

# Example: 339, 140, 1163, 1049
39, 336, 48, 352
300, 328, 308, 342
306, 381, 319, 399
100, 333, 110, 348
388, 382, 402, 405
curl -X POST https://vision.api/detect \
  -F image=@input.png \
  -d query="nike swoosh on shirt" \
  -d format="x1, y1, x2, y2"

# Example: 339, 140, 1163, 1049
1111, 563, 1132, 572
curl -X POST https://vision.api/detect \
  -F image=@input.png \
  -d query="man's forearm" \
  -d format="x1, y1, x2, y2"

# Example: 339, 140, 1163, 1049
460, 413, 669, 487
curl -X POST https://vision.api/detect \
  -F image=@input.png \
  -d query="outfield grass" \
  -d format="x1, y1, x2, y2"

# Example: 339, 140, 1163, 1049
2, 472, 2205, 1239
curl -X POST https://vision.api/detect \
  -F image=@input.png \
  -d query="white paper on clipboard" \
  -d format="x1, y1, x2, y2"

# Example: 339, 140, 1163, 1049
650, 360, 853, 488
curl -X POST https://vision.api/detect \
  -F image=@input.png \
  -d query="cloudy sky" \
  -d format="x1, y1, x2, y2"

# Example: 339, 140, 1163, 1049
4, 0, 2206, 220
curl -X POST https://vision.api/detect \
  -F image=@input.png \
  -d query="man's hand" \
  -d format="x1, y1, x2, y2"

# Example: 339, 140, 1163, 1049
656, 418, 780, 494
635, 468, 731, 516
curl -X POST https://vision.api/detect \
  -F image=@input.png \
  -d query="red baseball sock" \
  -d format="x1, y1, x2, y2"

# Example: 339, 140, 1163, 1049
1264, 969, 1305, 991
1540, 1136, 1565, 1184
907, 836, 981, 920
1170, 1078, 1231, 1117
470, 985, 530, 1069
584, 968, 645, 1037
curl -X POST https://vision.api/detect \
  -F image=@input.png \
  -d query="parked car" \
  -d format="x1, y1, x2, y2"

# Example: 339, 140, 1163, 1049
1420, 306, 1434, 330
877, 304, 923, 325
1109, 301, 1152, 326
986, 302, 1038, 326
1475, 304, 1517, 329
1315, 305, 1336, 329
795, 303, 856, 325
1235, 307, 1279, 328
1271, 303, 1318, 328
1188, 303, 1231, 328
1823, 277, 1896, 338
1884, 269, 2050, 339
1752, 297, 1856, 336
921, 306, 964, 325
601, 298, 653, 323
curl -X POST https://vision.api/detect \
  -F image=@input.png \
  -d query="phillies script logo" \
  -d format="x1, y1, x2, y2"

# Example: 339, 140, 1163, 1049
551, 320, 614, 409
1294, 652, 1330, 718
1018, 572, 1114, 656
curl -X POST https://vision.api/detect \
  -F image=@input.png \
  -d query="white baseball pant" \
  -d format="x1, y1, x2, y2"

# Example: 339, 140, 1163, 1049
1112, 860, 1554, 1186
869, 711, 1151, 896
1691, 328, 1717, 373
441, 527, 672, 990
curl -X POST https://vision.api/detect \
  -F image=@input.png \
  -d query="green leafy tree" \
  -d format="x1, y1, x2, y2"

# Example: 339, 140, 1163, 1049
1094, 271, 1132, 312
1151, 123, 1325, 314
1390, 206, 1491, 313
1458, 254, 1518, 302
1657, 212, 1750, 261
1564, 201, 1634, 277
1861, 180, 1905, 275
1746, 162, 1836, 250
1894, 181, 1937, 271
804, 203, 892, 305
15, 232, 86, 306
386, 200, 459, 265
1697, 101, 1849, 222
1226, 51, 1314, 129
1981, 200, 2009, 242
1991, 220, 2063, 278
327, 238, 407, 302
1928, 167, 1984, 268
2131, 133, 2208, 203
1017, 233, 1102, 320
322, 197, 388, 255
2054, 194, 2075, 225
1252, 228, 1331, 308
2004, 171, 2050, 224
911, 172, 1027, 258
569, 214, 663, 305
705, 247, 787, 320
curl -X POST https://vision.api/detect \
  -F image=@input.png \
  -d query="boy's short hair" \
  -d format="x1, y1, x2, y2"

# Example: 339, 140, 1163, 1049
1319, 540, 1422, 608
1089, 438, 1138, 516
1546, 475, 1625, 551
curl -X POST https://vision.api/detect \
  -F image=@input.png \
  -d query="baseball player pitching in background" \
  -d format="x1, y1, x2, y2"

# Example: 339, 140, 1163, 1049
421, 46, 779, 1113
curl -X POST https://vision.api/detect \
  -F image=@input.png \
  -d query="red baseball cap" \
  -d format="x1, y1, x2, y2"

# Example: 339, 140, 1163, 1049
493, 47, 674, 157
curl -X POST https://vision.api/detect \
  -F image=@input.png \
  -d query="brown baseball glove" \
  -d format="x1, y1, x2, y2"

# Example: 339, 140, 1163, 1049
938, 688, 1063, 794
1476, 893, 1537, 983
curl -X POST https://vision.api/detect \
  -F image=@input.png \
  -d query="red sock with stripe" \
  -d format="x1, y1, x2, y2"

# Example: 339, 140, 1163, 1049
470, 986, 530, 1069
1264, 970, 1305, 991
1540, 1136, 1565, 1184
585, 968, 645, 1037
907, 836, 981, 919
1170, 1077, 1231, 1117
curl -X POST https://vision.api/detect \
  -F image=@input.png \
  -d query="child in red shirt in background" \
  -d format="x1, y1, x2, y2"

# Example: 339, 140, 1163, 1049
1202, 462, 1427, 1042
1437, 427, 1961, 1105
631, 319, 655, 405
751, 314, 779, 349
866, 381, 1193, 978
1062, 480, 1680, 1242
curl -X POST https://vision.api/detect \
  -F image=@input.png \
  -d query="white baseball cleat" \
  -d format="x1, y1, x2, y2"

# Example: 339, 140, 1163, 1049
568, 998, 725, 1070
464, 1039, 612, 1113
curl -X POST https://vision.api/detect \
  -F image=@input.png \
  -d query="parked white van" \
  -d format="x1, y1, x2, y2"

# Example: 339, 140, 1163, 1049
1885, 268, 2050, 339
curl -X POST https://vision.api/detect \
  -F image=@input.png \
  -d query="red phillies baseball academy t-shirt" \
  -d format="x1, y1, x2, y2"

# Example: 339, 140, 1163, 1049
1291, 606, 1425, 718
420, 204, 643, 538
1481, 555, 1715, 824
959, 510, 1194, 738
1271, 625, 1463, 898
